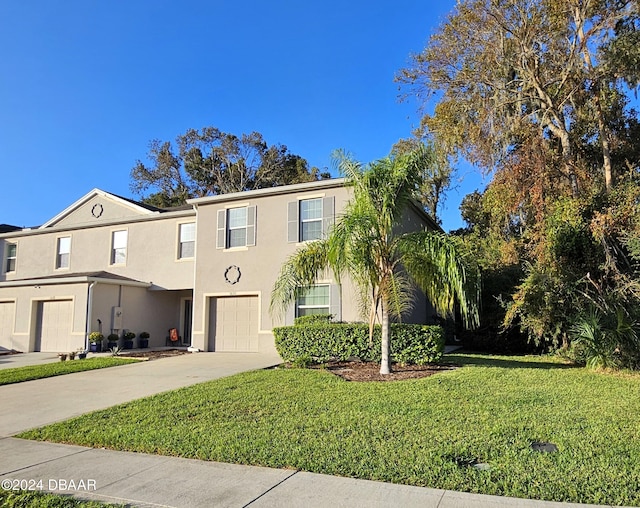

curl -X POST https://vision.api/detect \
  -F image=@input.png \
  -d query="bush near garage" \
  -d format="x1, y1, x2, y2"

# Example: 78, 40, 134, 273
273, 321, 444, 365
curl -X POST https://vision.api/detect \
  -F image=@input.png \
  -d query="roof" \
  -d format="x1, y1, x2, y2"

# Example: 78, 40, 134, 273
0, 224, 21, 233
0, 271, 151, 288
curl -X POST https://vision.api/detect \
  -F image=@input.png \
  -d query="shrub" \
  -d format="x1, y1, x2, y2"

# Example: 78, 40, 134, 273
273, 323, 444, 365
88, 332, 103, 344
294, 314, 333, 326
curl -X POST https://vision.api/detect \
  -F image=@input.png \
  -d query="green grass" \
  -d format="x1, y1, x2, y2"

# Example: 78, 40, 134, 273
0, 358, 140, 386
0, 489, 122, 507
19, 353, 640, 506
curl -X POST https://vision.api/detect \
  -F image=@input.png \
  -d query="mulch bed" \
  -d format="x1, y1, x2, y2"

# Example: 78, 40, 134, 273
312, 361, 458, 382
119, 349, 190, 360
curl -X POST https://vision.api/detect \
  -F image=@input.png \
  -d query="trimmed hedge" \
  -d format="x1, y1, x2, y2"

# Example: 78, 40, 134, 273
273, 323, 444, 365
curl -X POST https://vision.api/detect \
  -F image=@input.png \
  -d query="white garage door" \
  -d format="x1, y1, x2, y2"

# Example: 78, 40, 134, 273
36, 300, 78, 352
0, 301, 16, 350
209, 296, 259, 352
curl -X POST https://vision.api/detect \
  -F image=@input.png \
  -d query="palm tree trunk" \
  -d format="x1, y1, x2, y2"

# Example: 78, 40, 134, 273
380, 298, 391, 375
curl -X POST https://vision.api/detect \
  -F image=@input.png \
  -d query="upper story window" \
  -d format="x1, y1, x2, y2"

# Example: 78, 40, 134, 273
300, 198, 323, 242
228, 207, 248, 248
56, 236, 71, 269
5, 243, 16, 273
111, 230, 127, 265
287, 196, 334, 243
216, 206, 256, 249
178, 222, 195, 259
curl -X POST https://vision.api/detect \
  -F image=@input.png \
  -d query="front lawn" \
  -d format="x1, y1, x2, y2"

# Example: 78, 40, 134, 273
19, 353, 640, 506
0, 358, 140, 386
0, 489, 122, 507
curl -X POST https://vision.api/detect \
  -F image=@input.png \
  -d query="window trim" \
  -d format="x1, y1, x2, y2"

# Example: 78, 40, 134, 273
227, 207, 248, 249
299, 197, 323, 242
295, 284, 331, 318
177, 222, 196, 260
288, 195, 334, 244
5, 242, 17, 273
110, 229, 128, 265
56, 236, 71, 270
217, 205, 256, 250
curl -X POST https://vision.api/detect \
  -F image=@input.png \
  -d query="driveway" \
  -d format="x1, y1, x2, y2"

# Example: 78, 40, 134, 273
0, 351, 282, 437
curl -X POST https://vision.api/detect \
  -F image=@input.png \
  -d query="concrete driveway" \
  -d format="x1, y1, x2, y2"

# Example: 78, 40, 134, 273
0, 351, 282, 437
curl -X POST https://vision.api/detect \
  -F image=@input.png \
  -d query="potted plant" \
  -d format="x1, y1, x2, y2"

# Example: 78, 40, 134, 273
77, 348, 87, 360
107, 333, 119, 349
138, 331, 150, 348
123, 331, 136, 349
89, 332, 104, 353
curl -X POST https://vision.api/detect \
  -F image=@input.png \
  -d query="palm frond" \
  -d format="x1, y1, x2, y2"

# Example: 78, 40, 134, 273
399, 231, 480, 329
383, 270, 415, 321
269, 240, 330, 318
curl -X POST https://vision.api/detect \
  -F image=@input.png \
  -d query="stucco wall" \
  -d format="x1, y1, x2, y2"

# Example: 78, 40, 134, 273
91, 284, 190, 349
0, 283, 88, 352
0, 214, 195, 290
191, 185, 356, 351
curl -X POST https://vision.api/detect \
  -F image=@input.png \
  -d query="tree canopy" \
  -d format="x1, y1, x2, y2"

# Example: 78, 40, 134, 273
399, 0, 640, 364
130, 126, 330, 207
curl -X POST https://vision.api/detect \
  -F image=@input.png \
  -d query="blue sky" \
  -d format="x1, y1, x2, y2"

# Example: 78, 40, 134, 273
0, 1, 484, 231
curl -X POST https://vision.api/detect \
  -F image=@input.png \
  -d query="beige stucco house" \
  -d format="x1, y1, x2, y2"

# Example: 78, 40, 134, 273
0, 178, 438, 354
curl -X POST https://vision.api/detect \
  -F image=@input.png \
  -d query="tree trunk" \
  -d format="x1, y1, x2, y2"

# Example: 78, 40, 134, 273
595, 90, 614, 192
558, 129, 579, 198
380, 299, 391, 375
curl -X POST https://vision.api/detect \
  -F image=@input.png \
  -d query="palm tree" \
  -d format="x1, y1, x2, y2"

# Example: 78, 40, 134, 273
270, 149, 479, 374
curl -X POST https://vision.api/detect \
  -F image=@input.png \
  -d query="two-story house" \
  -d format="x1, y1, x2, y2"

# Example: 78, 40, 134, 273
0, 178, 437, 354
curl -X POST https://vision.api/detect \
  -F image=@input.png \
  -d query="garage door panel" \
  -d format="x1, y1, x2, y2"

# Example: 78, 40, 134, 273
37, 300, 76, 352
209, 296, 259, 352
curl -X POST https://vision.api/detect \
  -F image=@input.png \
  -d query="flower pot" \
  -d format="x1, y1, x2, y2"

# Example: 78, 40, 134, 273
107, 341, 118, 349
78, 352, 87, 359
90, 342, 102, 353
123, 340, 134, 349
138, 338, 149, 348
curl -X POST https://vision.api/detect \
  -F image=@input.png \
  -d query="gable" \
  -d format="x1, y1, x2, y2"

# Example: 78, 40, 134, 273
40, 189, 160, 229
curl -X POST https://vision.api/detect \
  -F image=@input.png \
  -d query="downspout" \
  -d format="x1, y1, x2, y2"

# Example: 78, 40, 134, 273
187, 204, 199, 352
85, 281, 96, 352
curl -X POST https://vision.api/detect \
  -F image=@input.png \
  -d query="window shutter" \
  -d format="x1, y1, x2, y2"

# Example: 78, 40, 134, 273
246, 206, 256, 246
287, 201, 298, 243
285, 302, 296, 326
330, 283, 341, 322
322, 196, 335, 237
216, 209, 226, 249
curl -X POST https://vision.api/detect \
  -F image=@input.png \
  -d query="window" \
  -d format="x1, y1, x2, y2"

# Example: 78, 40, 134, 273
5, 243, 16, 273
296, 285, 330, 317
300, 198, 323, 242
111, 230, 127, 264
56, 237, 71, 269
216, 206, 256, 249
287, 196, 334, 243
227, 207, 248, 248
178, 223, 195, 259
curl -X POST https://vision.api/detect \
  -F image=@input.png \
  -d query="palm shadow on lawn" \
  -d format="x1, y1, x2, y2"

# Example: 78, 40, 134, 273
445, 352, 579, 370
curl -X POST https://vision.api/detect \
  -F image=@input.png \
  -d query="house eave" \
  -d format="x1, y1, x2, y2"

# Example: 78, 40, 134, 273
187, 178, 346, 206
0, 275, 151, 289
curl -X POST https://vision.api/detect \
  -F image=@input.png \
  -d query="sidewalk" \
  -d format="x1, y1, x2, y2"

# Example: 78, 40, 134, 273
0, 438, 616, 508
